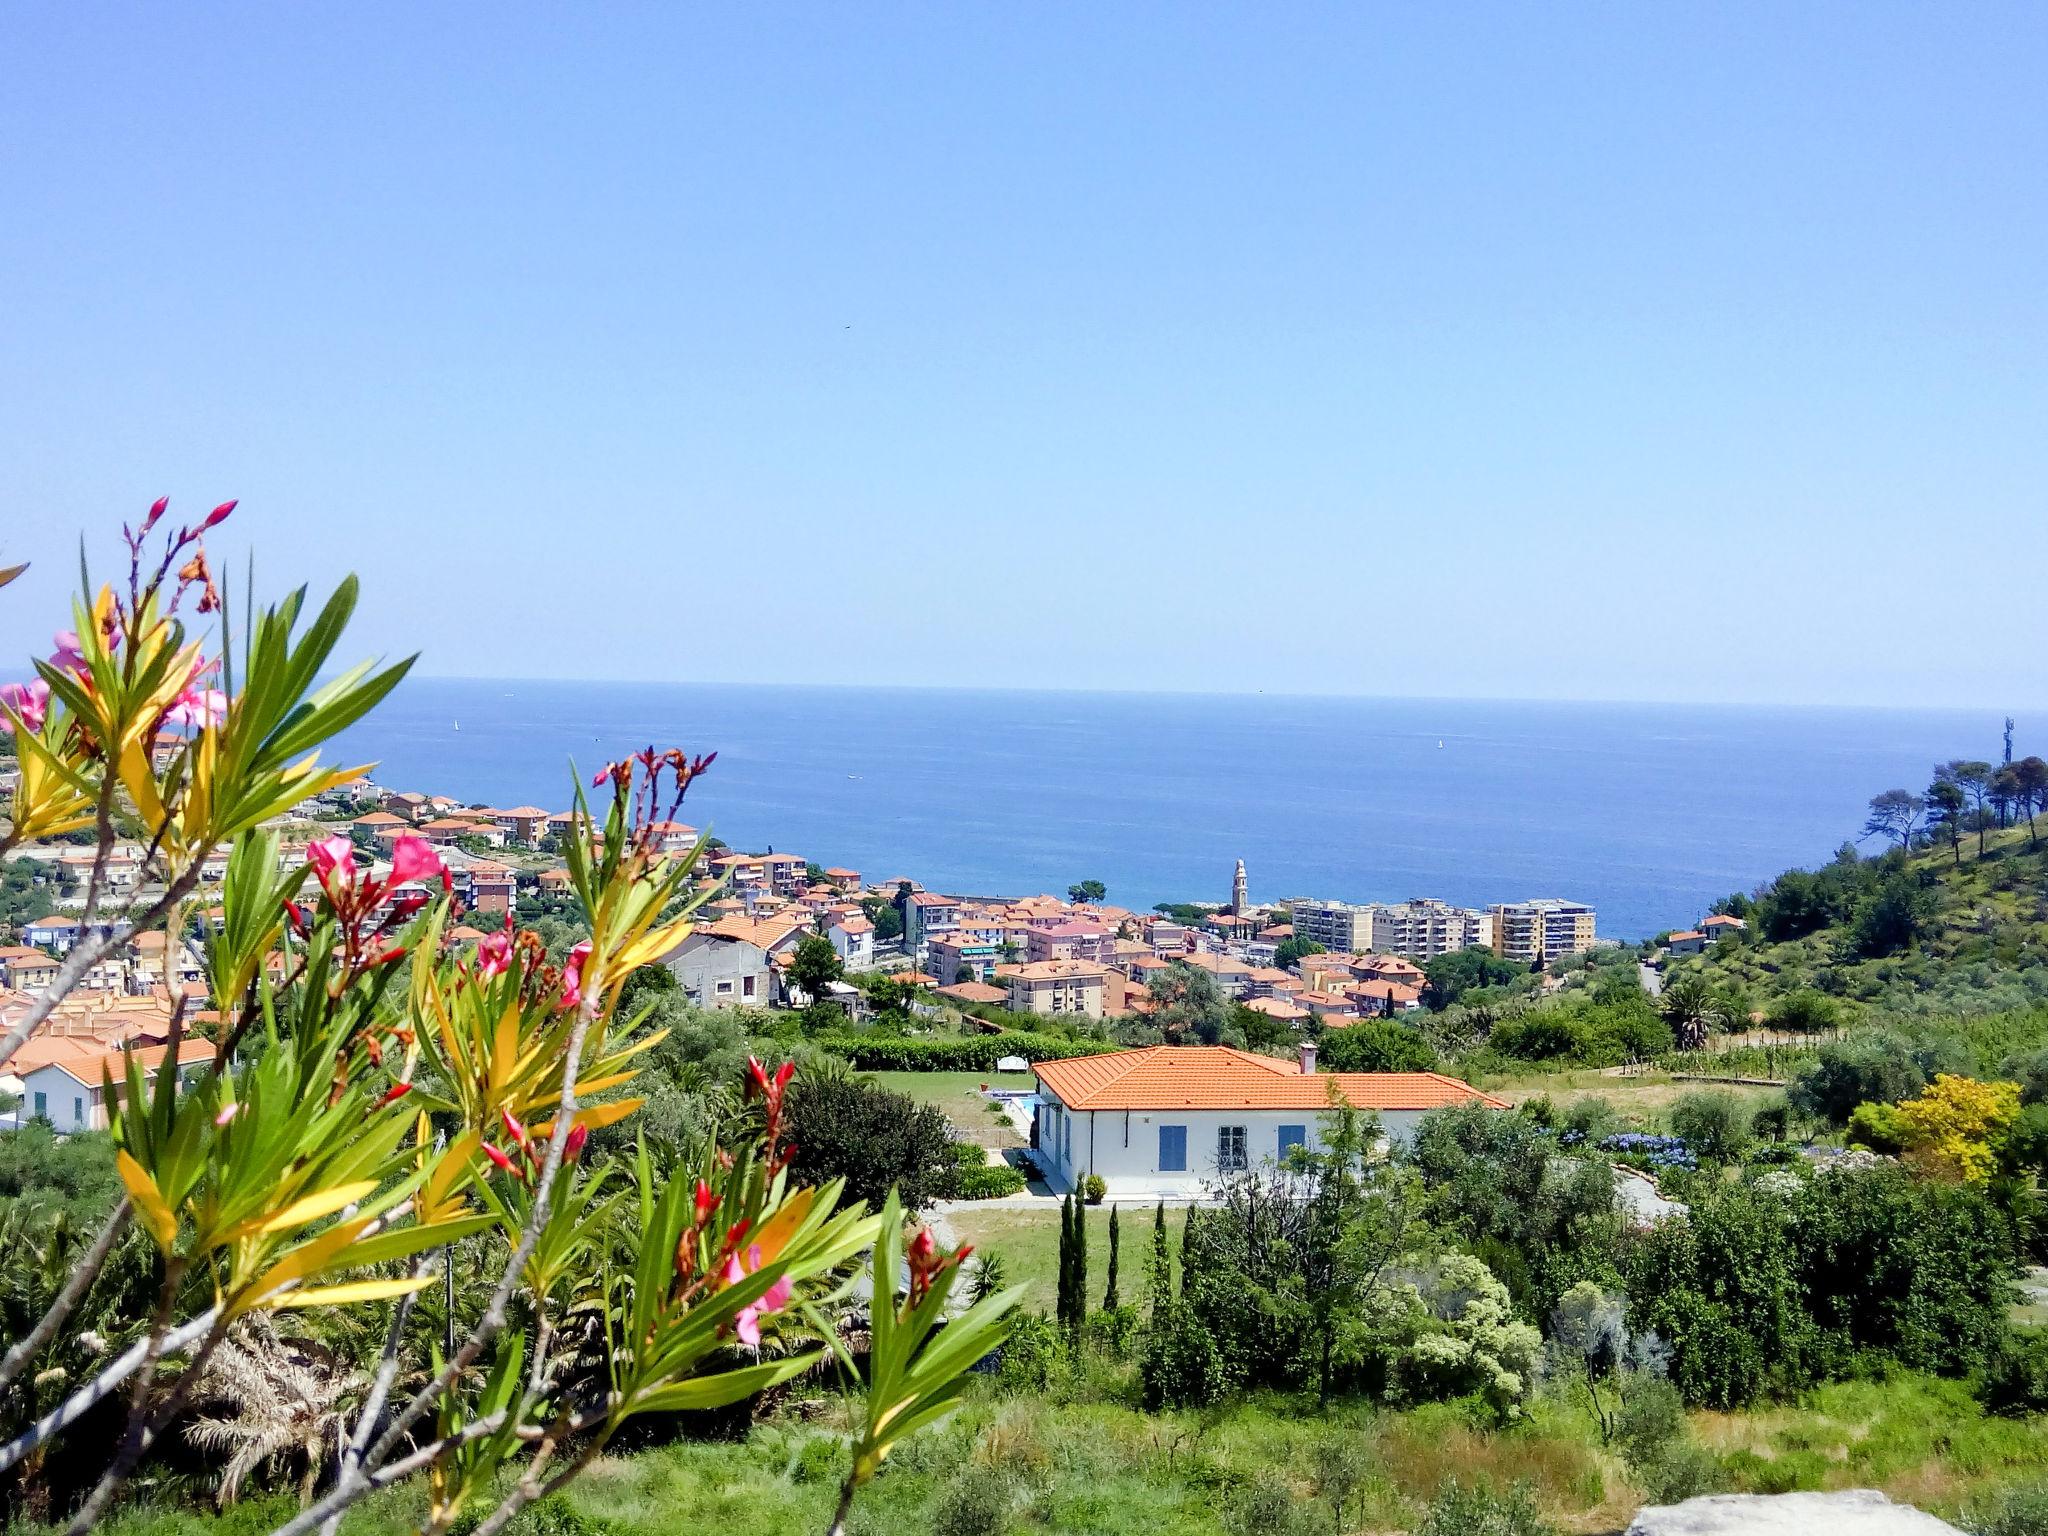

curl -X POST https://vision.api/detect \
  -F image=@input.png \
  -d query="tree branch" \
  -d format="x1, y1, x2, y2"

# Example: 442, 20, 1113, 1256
0, 1303, 219, 1475
0, 1196, 131, 1397
0, 862, 207, 1073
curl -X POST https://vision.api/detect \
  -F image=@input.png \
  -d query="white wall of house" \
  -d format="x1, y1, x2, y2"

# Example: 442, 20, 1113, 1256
1035, 1091, 1428, 1198
7, 1066, 101, 1132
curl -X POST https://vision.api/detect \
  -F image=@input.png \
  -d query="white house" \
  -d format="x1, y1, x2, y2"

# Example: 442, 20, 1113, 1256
1031, 1044, 1505, 1200
825, 911, 874, 972
2, 1037, 214, 1133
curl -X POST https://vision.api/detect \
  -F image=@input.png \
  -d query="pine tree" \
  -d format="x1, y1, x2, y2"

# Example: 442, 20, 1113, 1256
1103, 1204, 1121, 1311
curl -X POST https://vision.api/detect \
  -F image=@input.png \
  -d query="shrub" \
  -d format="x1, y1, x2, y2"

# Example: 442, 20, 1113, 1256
1669, 1092, 1755, 1164
1082, 1173, 1107, 1205
1318, 1018, 1439, 1073
1980, 1328, 2048, 1417
1139, 1299, 1226, 1409
1414, 1481, 1558, 1536
783, 1075, 960, 1211
931, 1468, 1015, 1536
956, 1163, 1027, 1200
1965, 1480, 2048, 1536
809, 1033, 1115, 1071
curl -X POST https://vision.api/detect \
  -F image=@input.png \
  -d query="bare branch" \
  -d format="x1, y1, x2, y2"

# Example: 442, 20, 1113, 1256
0, 1304, 219, 1475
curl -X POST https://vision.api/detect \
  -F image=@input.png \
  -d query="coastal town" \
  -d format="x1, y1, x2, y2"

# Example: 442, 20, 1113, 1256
0, 743, 1656, 1131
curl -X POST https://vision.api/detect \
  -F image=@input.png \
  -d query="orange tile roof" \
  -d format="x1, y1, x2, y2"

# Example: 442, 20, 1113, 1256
1243, 996, 1310, 1019
995, 960, 1106, 982
1034, 1046, 1505, 1113
935, 981, 1007, 1005
1668, 930, 1705, 942
1702, 914, 1745, 927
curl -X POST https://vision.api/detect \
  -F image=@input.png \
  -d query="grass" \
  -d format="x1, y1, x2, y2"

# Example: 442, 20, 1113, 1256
945, 1199, 1171, 1312
1483, 1068, 1787, 1122
55, 1372, 2048, 1536
865, 1070, 1034, 1148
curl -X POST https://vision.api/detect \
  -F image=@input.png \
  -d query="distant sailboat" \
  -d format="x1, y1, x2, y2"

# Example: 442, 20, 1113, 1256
453, 720, 460, 732
1437, 740, 1444, 748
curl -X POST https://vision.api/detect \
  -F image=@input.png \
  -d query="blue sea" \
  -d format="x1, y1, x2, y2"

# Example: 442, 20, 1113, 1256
327, 681, 2016, 941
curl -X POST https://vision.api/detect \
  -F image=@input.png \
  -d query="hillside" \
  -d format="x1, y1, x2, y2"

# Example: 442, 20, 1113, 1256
1669, 819, 2048, 1018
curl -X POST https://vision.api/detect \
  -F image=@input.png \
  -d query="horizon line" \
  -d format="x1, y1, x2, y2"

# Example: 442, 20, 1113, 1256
396, 672, 2040, 718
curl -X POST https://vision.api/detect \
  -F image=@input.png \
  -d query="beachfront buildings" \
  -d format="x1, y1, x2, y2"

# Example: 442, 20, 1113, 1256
1031, 1044, 1505, 1199
1364, 899, 1493, 959
1490, 899, 1597, 963
996, 959, 1106, 1018
1288, 897, 1491, 960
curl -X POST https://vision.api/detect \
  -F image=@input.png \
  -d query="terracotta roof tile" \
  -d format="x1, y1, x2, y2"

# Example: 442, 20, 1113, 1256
1034, 1046, 1504, 1113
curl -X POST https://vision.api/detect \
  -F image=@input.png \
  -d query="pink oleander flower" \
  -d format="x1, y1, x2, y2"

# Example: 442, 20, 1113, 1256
0, 679, 50, 734
388, 835, 447, 892
560, 940, 593, 1011
474, 920, 513, 979
201, 499, 237, 530
163, 686, 229, 729
307, 834, 359, 893
729, 1243, 793, 1348
50, 631, 85, 673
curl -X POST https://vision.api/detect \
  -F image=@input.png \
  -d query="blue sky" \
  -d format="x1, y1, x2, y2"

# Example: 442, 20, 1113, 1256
2, 4, 2043, 707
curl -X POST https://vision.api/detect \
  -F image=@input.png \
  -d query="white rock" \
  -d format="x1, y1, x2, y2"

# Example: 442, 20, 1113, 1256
1626, 1489, 1962, 1535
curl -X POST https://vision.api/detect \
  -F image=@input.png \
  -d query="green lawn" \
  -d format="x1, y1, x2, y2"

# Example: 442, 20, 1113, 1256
865, 1069, 1034, 1148
946, 1199, 1174, 1313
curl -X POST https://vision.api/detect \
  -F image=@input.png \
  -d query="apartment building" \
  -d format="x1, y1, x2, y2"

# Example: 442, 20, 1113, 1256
1288, 899, 1374, 953
1490, 899, 1597, 964
1366, 899, 1493, 960
996, 960, 1107, 1018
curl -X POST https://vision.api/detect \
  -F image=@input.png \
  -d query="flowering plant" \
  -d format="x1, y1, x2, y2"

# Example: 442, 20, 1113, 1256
0, 506, 1016, 1536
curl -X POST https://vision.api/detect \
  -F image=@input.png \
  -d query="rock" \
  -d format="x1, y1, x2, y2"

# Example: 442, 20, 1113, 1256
1626, 1489, 1963, 1535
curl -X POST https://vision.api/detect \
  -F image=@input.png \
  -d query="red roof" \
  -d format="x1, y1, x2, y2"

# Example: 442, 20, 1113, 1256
1033, 1045, 1506, 1112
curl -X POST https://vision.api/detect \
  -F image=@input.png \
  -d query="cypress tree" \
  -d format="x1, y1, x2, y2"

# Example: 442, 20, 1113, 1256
1056, 1193, 1074, 1330
1149, 1199, 1171, 1314
1103, 1204, 1121, 1311
1074, 1193, 1089, 1330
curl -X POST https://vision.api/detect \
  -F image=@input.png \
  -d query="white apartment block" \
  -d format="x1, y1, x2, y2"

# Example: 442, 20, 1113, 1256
1289, 897, 1492, 960
1367, 899, 1493, 960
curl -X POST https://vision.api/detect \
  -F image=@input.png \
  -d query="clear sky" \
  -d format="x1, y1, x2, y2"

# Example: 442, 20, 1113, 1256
2, 4, 2043, 707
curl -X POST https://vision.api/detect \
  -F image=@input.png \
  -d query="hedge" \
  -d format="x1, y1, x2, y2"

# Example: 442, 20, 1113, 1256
955, 1163, 1028, 1200
810, 1033, 1117, 1071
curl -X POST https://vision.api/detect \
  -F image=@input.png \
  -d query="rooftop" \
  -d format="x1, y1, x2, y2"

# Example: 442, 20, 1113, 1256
1034, 1045, 1506, 1113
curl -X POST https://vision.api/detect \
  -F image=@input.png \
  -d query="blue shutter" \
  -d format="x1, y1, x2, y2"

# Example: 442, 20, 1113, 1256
1278, 1124, 1307, 1157
1158, 1124, 1187, 1172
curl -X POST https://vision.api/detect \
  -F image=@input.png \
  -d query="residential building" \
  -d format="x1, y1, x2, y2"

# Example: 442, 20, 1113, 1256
824, 911, 874, 971
1490, 899, 1597, 964
1666, 929, 1706, 957
1702, 914, 1746, 942
935, 980, 1007, 1009
903, 891, 961, 957
761, 853, 809, 895
996, 960, 1106, 1018
822, 867, 862, 893
490, 806, 551, 847
660, 916, 805, 1009
1289, 899, 1375, 953
1366, 899, 1493, 960
1177, 950, 1254, 998
0, 946, 59, 992
1024, 919, 1117, 965
1032, 1045, 1504, 1198
927, 934, 1002, 986
1144, 919, 1190, 957
468, 859, 519, 917
2, 1038, 214, 1133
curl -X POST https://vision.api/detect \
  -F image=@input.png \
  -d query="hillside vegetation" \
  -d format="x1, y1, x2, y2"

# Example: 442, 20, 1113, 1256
1676, 820, 2048, 1018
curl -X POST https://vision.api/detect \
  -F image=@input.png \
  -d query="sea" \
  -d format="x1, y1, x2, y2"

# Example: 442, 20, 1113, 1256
326, 681, 2018, 941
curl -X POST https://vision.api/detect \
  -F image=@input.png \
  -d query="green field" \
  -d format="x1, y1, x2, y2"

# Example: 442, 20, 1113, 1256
864, 1069, 1035, 1148
946, 1198, 1173, 1312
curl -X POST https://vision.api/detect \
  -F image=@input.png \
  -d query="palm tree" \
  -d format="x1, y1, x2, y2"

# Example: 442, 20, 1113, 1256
184, 1315, 365, 1508
1659, 974, 1730, 1052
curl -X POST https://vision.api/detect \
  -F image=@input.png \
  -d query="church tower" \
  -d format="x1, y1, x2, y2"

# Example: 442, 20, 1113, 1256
1231, 858, 1249, 915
